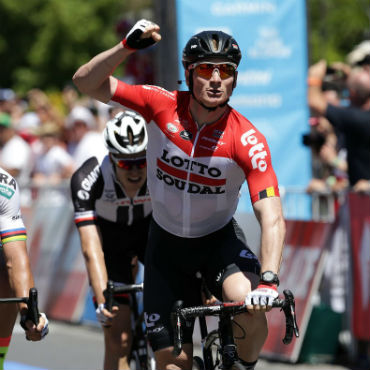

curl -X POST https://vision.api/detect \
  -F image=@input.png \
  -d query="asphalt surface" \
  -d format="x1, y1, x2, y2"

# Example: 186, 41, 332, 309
6, 319, 353, 370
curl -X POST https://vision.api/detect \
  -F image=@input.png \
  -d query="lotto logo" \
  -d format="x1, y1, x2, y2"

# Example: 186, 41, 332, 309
240, 129, 267, 172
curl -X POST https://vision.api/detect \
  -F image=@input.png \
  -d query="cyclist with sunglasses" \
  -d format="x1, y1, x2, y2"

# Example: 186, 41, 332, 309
70, 110, 151, 370
73, 20, 285, 370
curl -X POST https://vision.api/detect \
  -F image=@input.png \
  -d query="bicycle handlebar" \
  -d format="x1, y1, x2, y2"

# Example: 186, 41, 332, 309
171, 289, 299, 356
104, 280, 144, 312
0, 288, 40, 327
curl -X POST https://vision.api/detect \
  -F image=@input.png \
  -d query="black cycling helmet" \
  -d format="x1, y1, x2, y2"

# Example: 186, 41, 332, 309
182, 30, 242, 69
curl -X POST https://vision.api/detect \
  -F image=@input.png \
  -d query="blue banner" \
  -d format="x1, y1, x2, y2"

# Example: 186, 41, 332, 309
176, 0, 311, 216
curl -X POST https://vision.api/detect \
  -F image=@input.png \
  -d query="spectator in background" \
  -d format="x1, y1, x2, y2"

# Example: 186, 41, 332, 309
31, 122, 75, 186
27, 89, 63, 128
65, 105, 107, 168
304, 116, 348, 194
308, 60, 370, 193
347, 40, 370, 72
16, 111, 41, 145
0, 112, 32, 185
0, 89, 16, 114
304, 71, 348, 195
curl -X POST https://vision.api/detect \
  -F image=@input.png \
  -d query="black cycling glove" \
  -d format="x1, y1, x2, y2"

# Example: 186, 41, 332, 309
122, 19, 157, 50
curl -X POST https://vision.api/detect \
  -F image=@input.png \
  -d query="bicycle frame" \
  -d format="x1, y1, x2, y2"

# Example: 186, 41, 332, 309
105, 280, 153, 370
172, 289, 299, 370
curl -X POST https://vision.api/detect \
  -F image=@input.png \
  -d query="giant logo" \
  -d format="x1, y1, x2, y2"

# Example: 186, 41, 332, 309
240, 129, 267, 172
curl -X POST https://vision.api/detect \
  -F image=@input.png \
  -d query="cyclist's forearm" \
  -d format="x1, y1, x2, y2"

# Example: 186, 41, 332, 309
4, 241, 34, 313
259, 215, 285, 273
78, 226, 108, 303
85, 254, 108, 304
72, 43, 133, 98
254, 197, 285, 274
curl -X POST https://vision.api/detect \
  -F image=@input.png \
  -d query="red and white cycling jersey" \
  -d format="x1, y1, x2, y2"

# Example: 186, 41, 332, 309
112, 81, 279, 238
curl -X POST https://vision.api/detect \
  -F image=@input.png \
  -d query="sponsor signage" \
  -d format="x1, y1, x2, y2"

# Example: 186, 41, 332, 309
261, 220, 331, 362
348, 193, 370, 340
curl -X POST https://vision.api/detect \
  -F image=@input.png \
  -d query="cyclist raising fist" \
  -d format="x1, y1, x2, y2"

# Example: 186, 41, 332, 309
0, 167, 48, 370
73, 19, 285, 370
70, 110, 151, 370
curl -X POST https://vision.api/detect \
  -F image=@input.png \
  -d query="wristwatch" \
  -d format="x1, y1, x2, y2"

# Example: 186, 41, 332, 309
260, 271, 280, 286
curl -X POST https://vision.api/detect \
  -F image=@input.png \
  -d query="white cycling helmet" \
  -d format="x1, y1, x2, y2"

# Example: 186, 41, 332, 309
103, 110, 148, 155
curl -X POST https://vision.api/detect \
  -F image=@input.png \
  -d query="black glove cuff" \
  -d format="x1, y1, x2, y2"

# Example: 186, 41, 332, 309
125, 29, 156, 50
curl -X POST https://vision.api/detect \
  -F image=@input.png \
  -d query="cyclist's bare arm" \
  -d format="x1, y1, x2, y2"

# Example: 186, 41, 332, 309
3, 240, 34, 313
3, 241, 47, 340
72, 21, 161, 103
252, 196, 285, 275
78, 224, 109, 306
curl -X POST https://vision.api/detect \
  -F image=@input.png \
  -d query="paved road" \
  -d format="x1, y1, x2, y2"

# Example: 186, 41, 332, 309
7, 320, 351, 370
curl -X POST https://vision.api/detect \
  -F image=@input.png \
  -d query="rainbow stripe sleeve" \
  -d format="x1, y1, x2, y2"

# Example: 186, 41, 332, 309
0, 228, 27, 245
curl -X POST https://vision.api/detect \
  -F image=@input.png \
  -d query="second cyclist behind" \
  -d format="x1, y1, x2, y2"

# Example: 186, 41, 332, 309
70, 110, 151, 370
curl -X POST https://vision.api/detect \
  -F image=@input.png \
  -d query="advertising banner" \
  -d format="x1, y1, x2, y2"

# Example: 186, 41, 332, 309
261, 220, 331, 362
348, 193, 370, 340
176, 0, 311, 217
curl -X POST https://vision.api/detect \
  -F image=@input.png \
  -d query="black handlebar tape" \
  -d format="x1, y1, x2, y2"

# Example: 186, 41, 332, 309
27, 288, 40, 325
105, 280, 115, 312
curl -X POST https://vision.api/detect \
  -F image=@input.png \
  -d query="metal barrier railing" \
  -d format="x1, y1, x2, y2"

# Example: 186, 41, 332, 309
18, 181, 360, 223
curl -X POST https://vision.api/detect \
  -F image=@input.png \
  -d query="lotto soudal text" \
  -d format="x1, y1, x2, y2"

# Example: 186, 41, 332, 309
156, 149, 226, 194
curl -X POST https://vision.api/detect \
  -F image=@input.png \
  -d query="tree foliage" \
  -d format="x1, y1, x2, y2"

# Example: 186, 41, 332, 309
307, 0, 370, 64
0, 0, 141, 93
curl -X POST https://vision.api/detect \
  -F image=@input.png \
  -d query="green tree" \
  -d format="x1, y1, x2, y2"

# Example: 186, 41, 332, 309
0, 0, 150, 94
307, 0, 370, 64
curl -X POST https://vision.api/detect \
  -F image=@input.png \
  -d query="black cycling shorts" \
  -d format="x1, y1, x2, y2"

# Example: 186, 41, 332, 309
143, 218, 261, 352
97, 215, 150, 283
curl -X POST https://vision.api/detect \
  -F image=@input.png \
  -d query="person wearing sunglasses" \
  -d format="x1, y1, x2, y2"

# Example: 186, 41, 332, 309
70, 110, 151, 370
73, 19, 285, 370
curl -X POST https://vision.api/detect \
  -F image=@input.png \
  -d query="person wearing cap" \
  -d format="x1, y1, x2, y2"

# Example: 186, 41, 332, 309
65, 105, 107, 168
0, 112, 32, 185
31, 122, 74, 186
73, 20, 285, 370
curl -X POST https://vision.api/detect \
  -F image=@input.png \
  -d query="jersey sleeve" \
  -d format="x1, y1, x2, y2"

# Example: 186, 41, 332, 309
111, 80, 177, 124
70, 157, 103, 228
0, 173, 27, 246
234, 124, 280, 204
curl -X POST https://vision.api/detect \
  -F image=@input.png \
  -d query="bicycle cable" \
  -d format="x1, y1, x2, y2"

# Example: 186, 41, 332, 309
232, 318, 246, 340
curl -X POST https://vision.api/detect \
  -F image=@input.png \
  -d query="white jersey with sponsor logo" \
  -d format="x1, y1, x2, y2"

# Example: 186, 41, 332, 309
112, 82, 279, 238
70, 156, 152, 227
0, 167, 27, 246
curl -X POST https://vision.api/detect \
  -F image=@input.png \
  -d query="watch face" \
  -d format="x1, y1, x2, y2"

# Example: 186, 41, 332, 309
262, 271, 276, 282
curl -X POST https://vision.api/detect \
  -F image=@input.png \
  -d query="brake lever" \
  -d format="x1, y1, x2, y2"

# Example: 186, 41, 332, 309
20, 288, 40, 331
104, 280, 115, 312
281, 289, 299, 344
171, 300, 184, 357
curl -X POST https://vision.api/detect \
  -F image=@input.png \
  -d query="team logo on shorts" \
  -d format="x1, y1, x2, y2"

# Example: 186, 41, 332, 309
180, 130, 192, 140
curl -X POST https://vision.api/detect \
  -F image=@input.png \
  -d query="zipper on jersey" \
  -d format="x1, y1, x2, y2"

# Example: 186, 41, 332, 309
182, 125, 205, 235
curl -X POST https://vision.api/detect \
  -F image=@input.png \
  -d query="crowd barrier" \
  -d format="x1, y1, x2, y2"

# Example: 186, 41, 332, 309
19, 183, 370, 362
